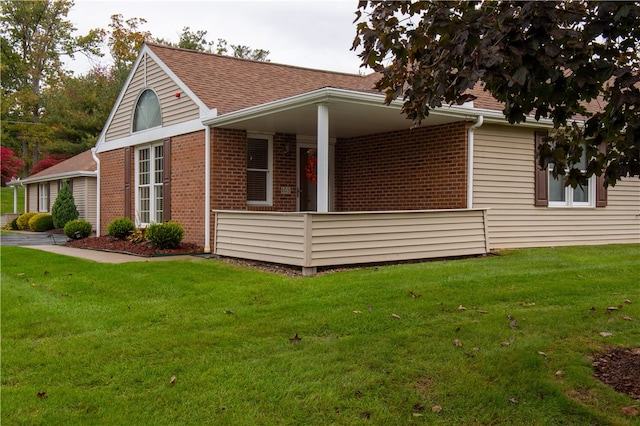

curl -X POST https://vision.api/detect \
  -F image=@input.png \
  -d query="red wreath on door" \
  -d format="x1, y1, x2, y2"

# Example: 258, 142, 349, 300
305, 154, 317, 184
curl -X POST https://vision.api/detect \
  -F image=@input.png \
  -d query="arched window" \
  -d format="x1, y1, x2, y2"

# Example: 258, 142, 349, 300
133, 89, 161, 132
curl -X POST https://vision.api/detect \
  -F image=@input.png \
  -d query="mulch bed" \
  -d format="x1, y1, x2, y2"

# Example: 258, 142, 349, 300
64, 235, 203, 257
593, 347, 640, 402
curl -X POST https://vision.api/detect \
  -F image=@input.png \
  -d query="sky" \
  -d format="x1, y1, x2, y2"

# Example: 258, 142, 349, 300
66, 0, 367, 76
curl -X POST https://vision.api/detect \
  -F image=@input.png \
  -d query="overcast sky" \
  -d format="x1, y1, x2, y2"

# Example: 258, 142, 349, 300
66, 0, 366, 75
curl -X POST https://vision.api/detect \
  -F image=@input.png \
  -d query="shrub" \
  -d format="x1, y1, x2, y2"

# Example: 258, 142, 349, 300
16, 212, 37, 230
28, 213, 54, 232
107, 217, 135, 239
145, 221, 184, 249
64, 219, 92, 240
128, 228, 146, 244
10, 217, 19, 230
51, 181, 79, 228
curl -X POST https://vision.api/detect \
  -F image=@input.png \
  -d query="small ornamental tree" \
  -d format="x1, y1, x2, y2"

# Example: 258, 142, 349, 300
51, 181, 79, 228
1, 146, 24, 186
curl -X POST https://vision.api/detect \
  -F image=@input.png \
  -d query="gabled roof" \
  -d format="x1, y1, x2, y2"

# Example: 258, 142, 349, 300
9, 150, 96, 185
147, 43, 378, 115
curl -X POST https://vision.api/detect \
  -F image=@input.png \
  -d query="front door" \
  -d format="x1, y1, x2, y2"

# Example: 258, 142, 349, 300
299, 147, 317, 211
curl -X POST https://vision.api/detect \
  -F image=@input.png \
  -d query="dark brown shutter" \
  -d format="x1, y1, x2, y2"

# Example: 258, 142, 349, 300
534, 131, 549, 207
124, 147, 131, 218
596, 143, 607, 207
163, 138, 171, 221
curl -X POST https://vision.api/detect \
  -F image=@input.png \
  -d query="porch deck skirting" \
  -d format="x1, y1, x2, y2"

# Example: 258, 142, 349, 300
213, 209, 491, 274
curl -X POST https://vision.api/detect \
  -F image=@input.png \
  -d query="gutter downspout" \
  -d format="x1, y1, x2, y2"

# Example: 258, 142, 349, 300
91, 147, 101, 236
204, 126, 211, 253
467, 115, 484, 209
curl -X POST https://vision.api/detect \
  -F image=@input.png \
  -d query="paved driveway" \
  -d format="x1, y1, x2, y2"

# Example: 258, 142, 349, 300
0, 231, 67, 246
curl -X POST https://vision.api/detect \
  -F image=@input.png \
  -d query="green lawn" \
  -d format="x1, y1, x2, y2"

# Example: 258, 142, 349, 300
2, 245, 639, 425
1, 185, 24, 214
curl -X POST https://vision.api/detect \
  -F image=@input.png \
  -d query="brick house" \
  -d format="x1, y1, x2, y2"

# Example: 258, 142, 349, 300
95, 43, 640, 274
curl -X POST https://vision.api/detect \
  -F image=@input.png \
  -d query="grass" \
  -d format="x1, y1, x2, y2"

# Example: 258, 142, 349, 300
1, 244, 639, 425
1, 185, 24, 214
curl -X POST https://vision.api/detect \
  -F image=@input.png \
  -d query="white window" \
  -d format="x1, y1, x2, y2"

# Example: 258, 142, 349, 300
38, 183, 48, 212
247, 135, 273, 205
133, 89, 161, 132
548, 147, 595, 207
136, 143, 164, 225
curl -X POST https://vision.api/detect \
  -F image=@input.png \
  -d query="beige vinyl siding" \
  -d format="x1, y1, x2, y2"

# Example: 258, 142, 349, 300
27, 184, 37, 212
71, 177, 97, 230
473, 124, 640, 248
214, 209, 490, 269
105, 53, 200, 142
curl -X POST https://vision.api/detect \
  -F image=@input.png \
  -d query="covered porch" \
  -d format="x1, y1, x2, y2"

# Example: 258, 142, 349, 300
205, 87, 490, 274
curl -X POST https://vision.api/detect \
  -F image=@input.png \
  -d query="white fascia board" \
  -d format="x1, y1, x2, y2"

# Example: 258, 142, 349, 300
95, 44, 217, 153
96, 118, 206, 153
144, 47, 212, 118
13, 171, 97, 185
94, 45, 148, 152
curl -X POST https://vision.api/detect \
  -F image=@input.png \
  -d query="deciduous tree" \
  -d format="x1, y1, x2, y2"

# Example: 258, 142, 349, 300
353, 1, 640, 186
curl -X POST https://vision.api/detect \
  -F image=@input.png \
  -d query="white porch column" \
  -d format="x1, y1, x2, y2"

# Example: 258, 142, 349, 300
13, 185, 18, 214
317, 103, 329, 212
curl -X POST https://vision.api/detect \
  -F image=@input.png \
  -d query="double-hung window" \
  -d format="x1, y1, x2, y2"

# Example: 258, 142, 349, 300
247, 135, 273, 205
136, 143, 164, 224
38, 183, 49, 212
548, 146, 595, 207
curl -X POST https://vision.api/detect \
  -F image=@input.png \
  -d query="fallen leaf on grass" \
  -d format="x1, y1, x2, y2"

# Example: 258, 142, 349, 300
476, 309, 488, 314
624, 299, 632, 304
509, 320, 519, 329
37, 391, 47, 399
555, 370, 565, 377
413, 402, 425, 411
169, 375, 176, 385
621, 315, 633, 321
391, 313, 401, 319
599, 332, 613, 338
223, 310, 234, 315
453, 339, 462, 347
500, 341, 511, 347
509, 397, 518, 404
353, 310, 362, 314
457, 305, 467, 311
412, 412, 423, 417
289, 333, 302, 343
431, 405, 442, 413
538, 351, 547, 357
589, 307, 597, 312
621, 405, 639, 417
608, 306, 619, 311
409, 290, 422, 298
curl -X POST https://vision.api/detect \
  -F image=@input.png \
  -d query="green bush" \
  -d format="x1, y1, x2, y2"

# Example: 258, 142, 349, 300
146, 221, 184, 249
51, 181, 79, 228
28, 213, 54, 232
10, 216, 19, 230
64, 219, 92, 240
107, 217, 135, 239
16, 212, 37, 230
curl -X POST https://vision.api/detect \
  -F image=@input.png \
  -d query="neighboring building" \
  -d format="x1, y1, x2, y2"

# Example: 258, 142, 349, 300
94, 43, 640, 274
8, 150, 98, 230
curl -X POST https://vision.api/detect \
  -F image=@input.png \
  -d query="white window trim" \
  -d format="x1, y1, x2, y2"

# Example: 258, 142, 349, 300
131, 88, 162, 134
247, 133, 273, 206
548, 165, 596, 208
134, 142, 164, 226
38, 183, 48, 212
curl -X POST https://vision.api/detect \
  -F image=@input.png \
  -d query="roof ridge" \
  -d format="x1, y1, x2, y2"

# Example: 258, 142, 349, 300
146, 42, 370, 78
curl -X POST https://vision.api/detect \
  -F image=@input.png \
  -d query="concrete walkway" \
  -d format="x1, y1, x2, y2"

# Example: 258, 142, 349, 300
1, 231, 200, 263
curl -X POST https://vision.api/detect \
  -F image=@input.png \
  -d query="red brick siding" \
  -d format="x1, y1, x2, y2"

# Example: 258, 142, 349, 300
98, 148, 128, 235
335, 122, 469, 211
170, 131, 206, 245
211, 129, 298, 212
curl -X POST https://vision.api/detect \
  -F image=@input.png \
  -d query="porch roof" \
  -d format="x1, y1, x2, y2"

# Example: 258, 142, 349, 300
203, 87, 490, 138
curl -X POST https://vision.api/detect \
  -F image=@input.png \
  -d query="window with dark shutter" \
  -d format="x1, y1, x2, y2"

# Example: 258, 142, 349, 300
247, 137, 272, 204
534, 131, 549, 207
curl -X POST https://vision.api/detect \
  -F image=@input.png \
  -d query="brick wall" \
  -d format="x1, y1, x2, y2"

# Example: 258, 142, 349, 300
211, 129, 298, 212
170, 131, 206, 245
335, 122, 469, 211
98, 148, 127, 235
